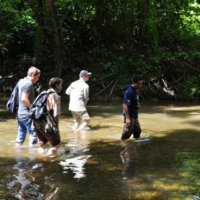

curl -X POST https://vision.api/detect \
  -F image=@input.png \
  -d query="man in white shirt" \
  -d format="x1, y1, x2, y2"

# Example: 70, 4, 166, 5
66, 70, 91, 130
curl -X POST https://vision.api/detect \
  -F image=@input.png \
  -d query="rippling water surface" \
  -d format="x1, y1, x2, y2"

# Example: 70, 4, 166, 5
0, 95, 200, 199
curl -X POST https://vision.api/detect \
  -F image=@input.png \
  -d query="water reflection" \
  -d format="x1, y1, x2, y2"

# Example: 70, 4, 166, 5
120, 141, 136, 179
6, 147, 61, 200
59, 131, 91, 179
120, 138, 151, 180
7, 157, 43, 200
1, 101, 200, 199
194, 195, 200, 200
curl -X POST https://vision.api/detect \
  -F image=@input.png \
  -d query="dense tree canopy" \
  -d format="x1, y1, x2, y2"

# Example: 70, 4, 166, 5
0, 0, 200, 100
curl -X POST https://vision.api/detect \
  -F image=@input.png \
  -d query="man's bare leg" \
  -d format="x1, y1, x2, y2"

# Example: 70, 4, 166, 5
38, 143, 48, 154
78, 120, 90, 130
47, 145, 60, 157
72, 122, 80, 130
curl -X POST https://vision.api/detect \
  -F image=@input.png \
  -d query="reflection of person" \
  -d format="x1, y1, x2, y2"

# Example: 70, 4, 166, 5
8, 150, 44, 200
120, 141, 137, 179
16, 67, 41, 145
8, 159, 36, 199
59, 132, 91, 179
33, 77, 63, 156
121, 76, 143, 140
66, 70, 91, 130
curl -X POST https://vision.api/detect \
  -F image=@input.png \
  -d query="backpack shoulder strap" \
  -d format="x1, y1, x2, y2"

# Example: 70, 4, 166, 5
45, 90, 56, 100
47, 90, 56, 95
32, 90, 55, 106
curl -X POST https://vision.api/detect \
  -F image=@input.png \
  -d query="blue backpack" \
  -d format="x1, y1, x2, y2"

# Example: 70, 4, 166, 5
6, 82, 19, 114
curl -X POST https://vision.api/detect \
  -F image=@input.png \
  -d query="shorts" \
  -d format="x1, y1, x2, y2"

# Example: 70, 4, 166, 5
72, 111, 90, 124
121, 118, 141, 140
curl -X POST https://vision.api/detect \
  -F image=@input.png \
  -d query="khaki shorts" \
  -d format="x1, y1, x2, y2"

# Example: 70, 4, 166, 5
72, 111, 90, 124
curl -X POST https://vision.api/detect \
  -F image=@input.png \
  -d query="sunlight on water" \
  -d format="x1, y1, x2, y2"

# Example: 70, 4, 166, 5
0, 100, 200, 199
59, 133, 91, 179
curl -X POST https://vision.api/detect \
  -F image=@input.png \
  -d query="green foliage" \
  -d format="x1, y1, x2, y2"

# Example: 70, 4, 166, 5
0, 0, 36, 78
0, 0, 200, 99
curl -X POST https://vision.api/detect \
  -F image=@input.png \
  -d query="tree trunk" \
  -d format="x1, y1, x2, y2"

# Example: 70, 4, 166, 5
27, 0, 66, 76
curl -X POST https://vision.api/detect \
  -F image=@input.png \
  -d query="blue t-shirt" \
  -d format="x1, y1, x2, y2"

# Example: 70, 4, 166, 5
123, 85, 139, 119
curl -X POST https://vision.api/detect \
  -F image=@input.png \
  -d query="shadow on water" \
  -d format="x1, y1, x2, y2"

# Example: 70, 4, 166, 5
0, 94, 13, 120
1, 129, 200, 200
0, 142, 129, 200
89, 105, 121, 118
118, 129, 200, 199
139, 103, 200, 120
62, 129, 200, 200
183, 119, 200, 127
1, 96, 200, 199
163, 106, 200, 119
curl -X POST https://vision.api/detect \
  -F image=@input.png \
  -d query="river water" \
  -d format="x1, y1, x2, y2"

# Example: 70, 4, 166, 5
0, 95, 200, 200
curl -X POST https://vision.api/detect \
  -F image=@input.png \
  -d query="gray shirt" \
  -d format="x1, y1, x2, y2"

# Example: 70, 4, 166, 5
17, 77, 35, 119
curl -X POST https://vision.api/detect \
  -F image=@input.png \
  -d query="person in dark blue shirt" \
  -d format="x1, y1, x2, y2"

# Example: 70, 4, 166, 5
121, 75, 143, 140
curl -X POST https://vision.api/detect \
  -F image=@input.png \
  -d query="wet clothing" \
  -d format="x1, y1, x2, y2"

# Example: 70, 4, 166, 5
34, 89, 61, 147
121, 85, 141, 140
16, 116, 37, 145
16, 77, 36, 144
66, 78, 89, 112
121, 117, 141, 140
34, 113, 60, 146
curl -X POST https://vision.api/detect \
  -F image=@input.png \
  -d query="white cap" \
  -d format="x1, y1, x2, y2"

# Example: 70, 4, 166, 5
79, 70, 92, 77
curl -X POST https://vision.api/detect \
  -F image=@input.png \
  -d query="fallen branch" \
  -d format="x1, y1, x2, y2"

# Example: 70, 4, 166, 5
93, 79, 115, 97
107, 79, 118, 100
45, 187, 59, 200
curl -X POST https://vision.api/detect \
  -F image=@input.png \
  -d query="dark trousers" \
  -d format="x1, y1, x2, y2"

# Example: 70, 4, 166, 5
121, 118, 141, 140
33, 114, 60, 147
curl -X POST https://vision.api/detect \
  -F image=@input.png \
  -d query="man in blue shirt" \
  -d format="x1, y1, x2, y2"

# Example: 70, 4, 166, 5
121, 76, 143, 140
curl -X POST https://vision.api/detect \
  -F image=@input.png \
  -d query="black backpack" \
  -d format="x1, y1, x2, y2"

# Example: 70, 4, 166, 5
6, 82, 19, 114
29, 91, 54, 120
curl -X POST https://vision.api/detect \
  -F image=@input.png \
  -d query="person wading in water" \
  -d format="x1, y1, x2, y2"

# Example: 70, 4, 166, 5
121, 76, 143, 141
